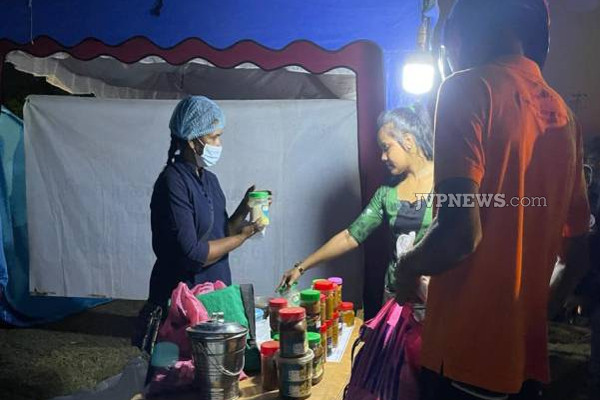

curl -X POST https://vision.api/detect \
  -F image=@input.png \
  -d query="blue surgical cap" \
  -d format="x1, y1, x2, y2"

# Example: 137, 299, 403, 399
169, 96, 226, 141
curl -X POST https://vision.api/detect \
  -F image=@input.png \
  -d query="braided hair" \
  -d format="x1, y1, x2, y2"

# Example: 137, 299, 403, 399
166, 137, 179, 166
164, 136, 191, 169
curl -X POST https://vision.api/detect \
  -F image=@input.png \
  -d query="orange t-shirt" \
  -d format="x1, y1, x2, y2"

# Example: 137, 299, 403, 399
422, 55, 590, 393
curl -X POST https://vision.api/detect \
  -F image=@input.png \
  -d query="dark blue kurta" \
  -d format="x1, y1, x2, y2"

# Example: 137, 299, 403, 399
148, 157, 230, 307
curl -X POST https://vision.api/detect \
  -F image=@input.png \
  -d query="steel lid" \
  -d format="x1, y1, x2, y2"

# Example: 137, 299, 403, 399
186, 320, 248, 339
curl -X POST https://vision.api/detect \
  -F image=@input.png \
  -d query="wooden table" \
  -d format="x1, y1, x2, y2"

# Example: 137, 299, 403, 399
133, 320, 362, 400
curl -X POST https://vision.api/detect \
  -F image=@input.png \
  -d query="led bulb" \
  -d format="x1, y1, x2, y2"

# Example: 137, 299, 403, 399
402, 52, 435, 95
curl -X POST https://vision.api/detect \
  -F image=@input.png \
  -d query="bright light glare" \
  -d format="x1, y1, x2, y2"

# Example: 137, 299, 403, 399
402, 63, 435, 95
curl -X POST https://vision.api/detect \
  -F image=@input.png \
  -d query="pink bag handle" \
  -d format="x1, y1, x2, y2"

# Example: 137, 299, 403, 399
365, 299, 414, 330
365, 299, 396, 329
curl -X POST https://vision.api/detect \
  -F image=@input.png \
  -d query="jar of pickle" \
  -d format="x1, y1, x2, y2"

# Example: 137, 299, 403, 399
269, 298, 288, 334
277, 350, 314, 400
325, 320, 333, 356
314, 280, 335, 321
332, 312, 340, 348
261, 340, 280, 391
278, 307, 308, 358
331, 283, 339, 310
307, 332, 324, 385
319, 323, 327, 364
300, 289, 321, 333
340, 302, 355, 327
319, 294, 326, 324
328, 277, 343, 308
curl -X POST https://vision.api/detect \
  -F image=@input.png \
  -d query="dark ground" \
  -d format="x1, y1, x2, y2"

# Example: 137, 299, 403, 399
0, 301, 143, 400
0, 301, 593, 400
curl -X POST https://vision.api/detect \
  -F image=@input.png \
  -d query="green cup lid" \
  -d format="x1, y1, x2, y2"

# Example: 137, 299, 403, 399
300, 289, 321, 302
272, 333, 280, 341
249, 191, 269, 199
307, 332, 321, 345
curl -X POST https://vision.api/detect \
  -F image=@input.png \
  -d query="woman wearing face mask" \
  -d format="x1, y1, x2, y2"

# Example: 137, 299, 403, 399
146, 96, 265, 312
279, 104, 433, 311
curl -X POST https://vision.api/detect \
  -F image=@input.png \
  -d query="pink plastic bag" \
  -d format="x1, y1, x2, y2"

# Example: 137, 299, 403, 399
157, 281, 227, 359
344, 299, 422, 400
147, 280, 249, 397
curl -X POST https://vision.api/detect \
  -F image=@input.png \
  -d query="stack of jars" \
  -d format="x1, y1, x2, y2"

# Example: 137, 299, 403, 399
300, 290, 325, 384
277, 307, 314, 400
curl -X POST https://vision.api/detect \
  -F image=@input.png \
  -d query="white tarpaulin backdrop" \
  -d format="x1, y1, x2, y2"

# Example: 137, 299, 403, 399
24, 96, 364, 301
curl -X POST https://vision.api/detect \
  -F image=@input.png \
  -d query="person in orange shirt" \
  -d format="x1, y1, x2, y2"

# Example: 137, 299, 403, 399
394, 0, 590, 399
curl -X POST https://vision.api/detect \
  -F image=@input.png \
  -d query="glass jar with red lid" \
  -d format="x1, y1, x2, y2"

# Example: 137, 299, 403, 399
261, 340, 280, 391
340, 301, 355, 327
278, 307, 308, 358
269, 298, 288, 333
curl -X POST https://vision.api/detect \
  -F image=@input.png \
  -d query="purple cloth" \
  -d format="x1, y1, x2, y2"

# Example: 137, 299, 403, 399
344, 300, 421, 400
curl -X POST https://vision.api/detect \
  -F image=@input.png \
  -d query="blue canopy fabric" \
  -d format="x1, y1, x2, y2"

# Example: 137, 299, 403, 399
0, 0, 438, 108
0, 106, 107, 326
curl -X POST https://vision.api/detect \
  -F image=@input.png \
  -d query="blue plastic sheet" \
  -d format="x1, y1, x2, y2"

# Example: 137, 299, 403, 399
0, 106, 107, 326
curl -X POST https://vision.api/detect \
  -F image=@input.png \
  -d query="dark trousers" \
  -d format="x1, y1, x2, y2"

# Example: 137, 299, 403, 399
420, 369, 543, 400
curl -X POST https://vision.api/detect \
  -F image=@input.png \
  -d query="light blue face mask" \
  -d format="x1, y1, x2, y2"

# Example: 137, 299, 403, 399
194, 143, 222, 168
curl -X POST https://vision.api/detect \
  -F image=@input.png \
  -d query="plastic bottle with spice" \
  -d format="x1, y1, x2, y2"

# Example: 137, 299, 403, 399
328, 277, 343, 308
340, 302, 355, 327
269, 298, 288, 335
319, 323, 327, 364
319, 294, 326, 324
307, 332, 324, 385
261, 341, 280, 391
277, 349, 314, 400
314, 280, 335, 321
278, 307, 308, 358
331, 283, 339, 310
300, 289, 321, 334
332, 312, 340, 348
325, 320, 333, 356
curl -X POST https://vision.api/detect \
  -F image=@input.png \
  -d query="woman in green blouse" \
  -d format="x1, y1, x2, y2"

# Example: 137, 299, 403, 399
279, 104, 434, 302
